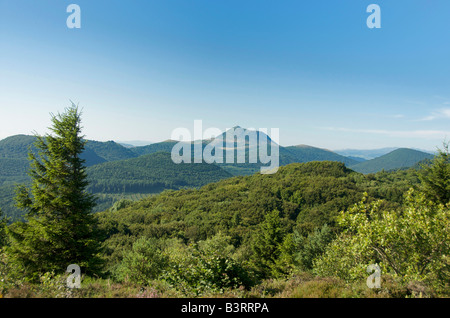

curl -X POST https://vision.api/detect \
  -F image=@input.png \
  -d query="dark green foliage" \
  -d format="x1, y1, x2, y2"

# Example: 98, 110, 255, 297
294, 224, 335, 271
115, 237, 168, 285
419, 142, 450, 205
129, 140, 180, 157
0, 159, 30, 184
284, 145, 359, 166
87, 151, 232, 194
0, 135, 37, 159
0, 135, 127, 168
84, 140, 137, 162
0, 208, 8, 248
251, 209, 285, 278
350, 148, 434, 174
162, 234, 252, 295
0, 185, 26, 222
358, 168, 421, 207
86, 152, 233, 212
6, 105, 103, 277
0, 135, 138, 220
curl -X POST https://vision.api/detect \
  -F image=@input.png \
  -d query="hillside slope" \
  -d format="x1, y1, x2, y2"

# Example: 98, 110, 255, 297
87, 151, 232, 194
349, 148, 434, 174
0, 134, 133, 166
87, 151, 233, 212
96, 160, 419, 251
284, 145, 358, 166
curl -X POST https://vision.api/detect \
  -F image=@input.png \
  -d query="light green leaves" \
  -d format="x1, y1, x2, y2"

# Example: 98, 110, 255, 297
313, 189, 449, 291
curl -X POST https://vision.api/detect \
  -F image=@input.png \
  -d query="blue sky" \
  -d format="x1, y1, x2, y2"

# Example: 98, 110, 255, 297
1, 0, 450, 150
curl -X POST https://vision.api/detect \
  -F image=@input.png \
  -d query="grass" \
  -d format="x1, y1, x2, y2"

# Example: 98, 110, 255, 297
2, 271, 439, 298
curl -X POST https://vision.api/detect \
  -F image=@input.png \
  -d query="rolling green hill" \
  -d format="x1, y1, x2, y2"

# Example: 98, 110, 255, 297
129, 140, 180, 157
0, 134, 133, 166
96, 160, 420, 263
87, 152, 232, 193
0, 135, 37, 159
85, 140, 137, 162
87, 151, 232, 212
349, 148, 434, 174
284, 145, 359, 166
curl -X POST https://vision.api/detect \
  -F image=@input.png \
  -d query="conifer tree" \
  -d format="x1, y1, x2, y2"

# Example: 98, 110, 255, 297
419, 142, 450, 205
7, 104, 103, 278
0, 208, 7, 249
251, 209, 284, 278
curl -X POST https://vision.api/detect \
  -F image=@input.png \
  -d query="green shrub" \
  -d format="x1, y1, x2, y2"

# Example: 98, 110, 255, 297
163, 233, 253, 296
114, 237, 168, 285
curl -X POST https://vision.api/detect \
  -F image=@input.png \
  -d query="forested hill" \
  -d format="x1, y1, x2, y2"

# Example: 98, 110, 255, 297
349, 148, 434, 174
128, 140, 179, 157
0, 134, 134, 166
96, 160, 421, 257
87, 151, 232, 195
284, 145, 358, 166
0, 135, 36, 159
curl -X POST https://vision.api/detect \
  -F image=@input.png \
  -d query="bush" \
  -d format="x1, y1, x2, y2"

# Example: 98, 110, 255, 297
163, 233, 253, 296
313, 190, 450, 292
114, 237, 168, 285
294, 224, 335, 271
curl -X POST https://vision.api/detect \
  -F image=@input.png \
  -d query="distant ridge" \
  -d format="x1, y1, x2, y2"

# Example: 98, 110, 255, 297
334, 147, 399, 160
0, 132, 439, 220
349, 148, 434, 174
284, 144, 359, 167
0, 134, 435, 175
117, 140, 153, 148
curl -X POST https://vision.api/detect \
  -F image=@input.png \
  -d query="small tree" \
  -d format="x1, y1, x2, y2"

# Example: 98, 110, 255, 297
294, 223, 335, 271
7, 104, 103, 278
251, 209, 285, 278
115, 237, 167, 285
163, 234, 252, 296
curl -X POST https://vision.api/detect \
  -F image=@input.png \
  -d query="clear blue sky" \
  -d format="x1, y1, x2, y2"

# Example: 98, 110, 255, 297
1, 0, 450, 150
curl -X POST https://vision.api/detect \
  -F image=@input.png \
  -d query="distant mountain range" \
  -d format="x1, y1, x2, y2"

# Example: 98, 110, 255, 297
0, 129, 436, 220
334, 147, 435, 160
117, 140, 153, 148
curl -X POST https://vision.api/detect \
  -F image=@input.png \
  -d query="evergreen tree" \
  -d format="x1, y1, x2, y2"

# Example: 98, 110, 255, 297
0, 208, 7, 249
7, 105, 103, 278
419, 142, 450, 205
251, 209, 284, 278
